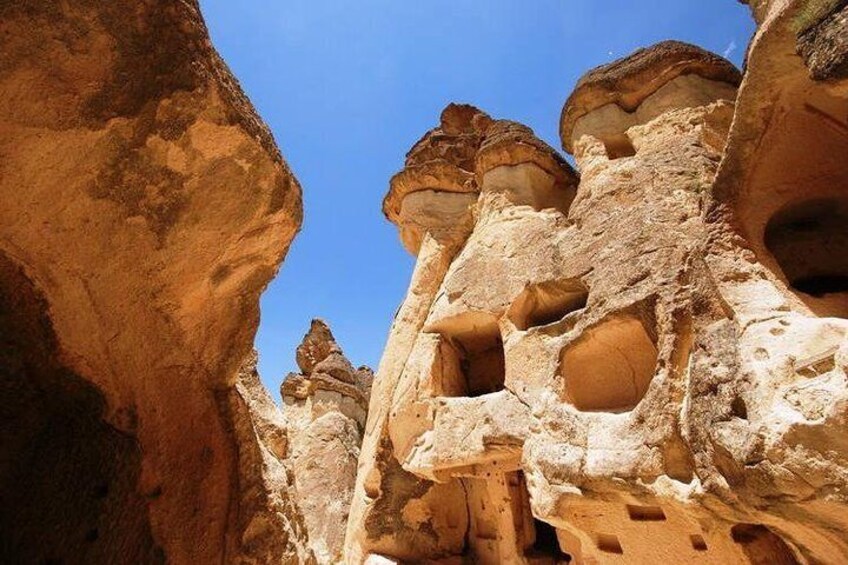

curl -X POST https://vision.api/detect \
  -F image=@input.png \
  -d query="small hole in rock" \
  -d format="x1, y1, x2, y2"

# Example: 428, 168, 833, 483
626, 505, 666, 521
508, 280, 588, 331
603, 134, 637, 160
731, 397, 748, 420
596, 533, 623, 554
690, 534, 708, 551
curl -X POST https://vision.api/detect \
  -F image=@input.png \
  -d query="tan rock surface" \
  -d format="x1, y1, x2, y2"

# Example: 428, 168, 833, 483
0, 1, 306, 563
283, 320, 373, 563
797, 1, 848, 80
347, 3, 848, 563
225, 352, 315, 564
3, 1, 847, 564
383, 103, 492, 254
560, 40, 742, 154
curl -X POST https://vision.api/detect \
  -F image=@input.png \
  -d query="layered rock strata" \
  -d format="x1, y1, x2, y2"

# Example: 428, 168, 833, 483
347, 8, 848, 562
283, 320, 373, 563
0, 1, 307, 562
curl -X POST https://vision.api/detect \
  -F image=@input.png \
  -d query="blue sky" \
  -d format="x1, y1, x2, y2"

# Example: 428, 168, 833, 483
200, 0, 756, 397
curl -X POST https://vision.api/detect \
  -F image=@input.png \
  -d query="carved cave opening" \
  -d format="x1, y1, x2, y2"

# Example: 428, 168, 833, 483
690, 534, 708, 551
560, 312, 658, 412
765, 197, 848, 317
595, 533, 624, 554
461, 471, 572, 563
730, 523, 800, 565
434, 314, 505, 397
737, 79, 848, 319
529, 518, 572, 563
626, 504, 666, 521
0, 253, 160, 563
508, 280, 588, 331
603, 133, 637, 160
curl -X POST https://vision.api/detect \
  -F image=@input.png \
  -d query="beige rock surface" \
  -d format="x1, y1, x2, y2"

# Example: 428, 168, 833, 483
347, 4, 848, 563
0, 1, 307, 563
3, 0, 847, 563
225, 352, 316, 565
559, 40, 742, 155
283, 320, 373, 563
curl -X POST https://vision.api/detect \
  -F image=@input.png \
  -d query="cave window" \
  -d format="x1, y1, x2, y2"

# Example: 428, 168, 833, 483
764, 197, 848, 317
603, 134, 637, 160
690, 534, 708, 551
560, 312, 658, 412
596, 533, 624, 554
530, 519, 572, 562
626, 504, 666, 521
433, 313, 505, 397
731, 524, 799, 564
508, 280, 588, 331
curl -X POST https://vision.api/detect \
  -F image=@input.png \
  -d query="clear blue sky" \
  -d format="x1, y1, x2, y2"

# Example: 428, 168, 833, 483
200, 0, 755, 397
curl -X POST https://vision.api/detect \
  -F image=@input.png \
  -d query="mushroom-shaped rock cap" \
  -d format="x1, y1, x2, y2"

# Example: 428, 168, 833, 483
406, 103, 493, 169
477, 120, 578, 189
383, 103, 492, 225
560, 40, 743, 153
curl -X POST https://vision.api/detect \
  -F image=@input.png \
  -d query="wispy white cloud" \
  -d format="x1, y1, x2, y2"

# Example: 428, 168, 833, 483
723, 40, 737, 59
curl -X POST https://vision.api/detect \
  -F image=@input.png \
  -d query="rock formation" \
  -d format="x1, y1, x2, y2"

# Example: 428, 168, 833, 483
0, 1, 309, 563
283, 320, 373, 563
2, 0, 847, 563
227, 353, 315, 564
346, 2, 848, 563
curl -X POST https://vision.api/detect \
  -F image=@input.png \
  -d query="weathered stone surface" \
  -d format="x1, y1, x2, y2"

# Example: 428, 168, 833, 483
297, 318, 343, 373
476, 120, 577, 192
4, 0, 848, 563
224, 352, 315, 564
347, 4, 848, 562
284, 320, 372, 564
0, 1, 304, 563
383, 104, 492, 254
797, 1, 848, 80
560, 40, 742, 154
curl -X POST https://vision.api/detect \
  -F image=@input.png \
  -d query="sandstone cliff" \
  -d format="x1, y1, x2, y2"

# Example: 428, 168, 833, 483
2, 0, 847, 564
345, 1, 848, 563
0, 1, 308, 562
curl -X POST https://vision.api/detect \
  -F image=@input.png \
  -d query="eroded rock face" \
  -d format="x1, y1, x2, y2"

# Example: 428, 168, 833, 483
560, 39, 742, 157
225, 352, 315, 564
796, 1, 848, 80
283, 320, 373, 563
347, 7, 848, 564
383, 103, 492, 255
0, 1, 306, 562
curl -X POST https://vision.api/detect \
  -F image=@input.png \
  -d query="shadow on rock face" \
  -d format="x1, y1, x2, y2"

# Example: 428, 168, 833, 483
0, 252, 162, 564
